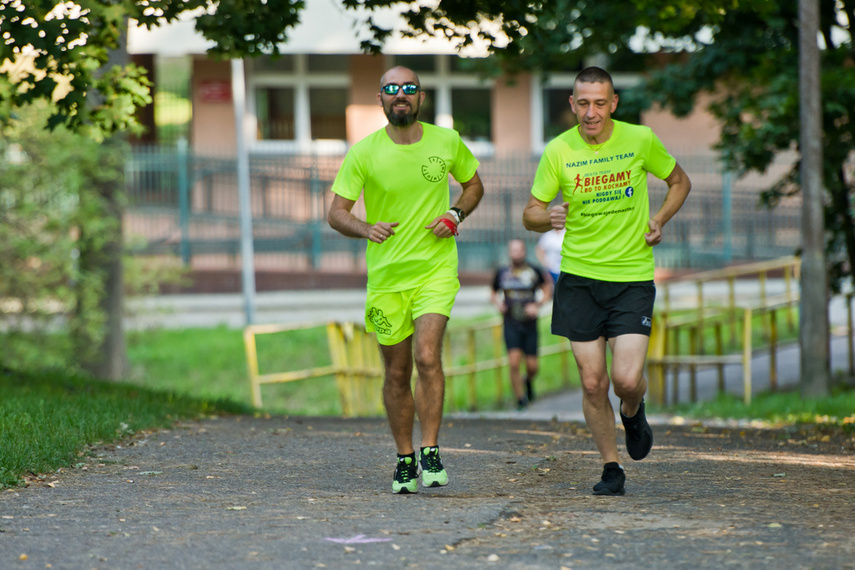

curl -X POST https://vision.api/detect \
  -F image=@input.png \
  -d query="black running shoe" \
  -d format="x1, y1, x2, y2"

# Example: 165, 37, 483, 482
525, 376, 535, 402
392, 454, 419, 494
620, 399, 653, 461
592, 462, 626, 496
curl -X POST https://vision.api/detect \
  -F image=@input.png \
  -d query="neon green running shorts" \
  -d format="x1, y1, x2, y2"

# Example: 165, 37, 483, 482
365, 274, 460, 346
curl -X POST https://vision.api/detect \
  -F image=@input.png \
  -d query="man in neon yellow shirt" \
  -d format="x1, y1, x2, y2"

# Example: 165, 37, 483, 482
328, 66, 484, 494
523, 67, 691, 496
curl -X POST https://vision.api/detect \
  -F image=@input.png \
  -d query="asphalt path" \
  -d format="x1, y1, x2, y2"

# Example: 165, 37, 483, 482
2, 283, 852, 568
2, 416, 853, 569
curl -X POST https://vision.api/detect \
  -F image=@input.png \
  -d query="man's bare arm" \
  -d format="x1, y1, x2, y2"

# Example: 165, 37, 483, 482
646, 162, 692, 246
523, 195, 568, 233
328, 194, 398, 244
453, 171, 485, 218
426, 171, 485, 238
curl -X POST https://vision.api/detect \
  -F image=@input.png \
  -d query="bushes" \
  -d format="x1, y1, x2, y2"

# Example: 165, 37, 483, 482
0, 103, 124, 373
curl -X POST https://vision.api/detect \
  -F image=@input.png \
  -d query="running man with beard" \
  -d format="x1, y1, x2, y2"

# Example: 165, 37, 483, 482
523, 67, 691, 496
328, 66, 484, 494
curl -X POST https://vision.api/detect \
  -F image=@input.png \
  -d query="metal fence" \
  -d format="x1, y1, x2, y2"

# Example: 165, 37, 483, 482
124, 142, 802, 274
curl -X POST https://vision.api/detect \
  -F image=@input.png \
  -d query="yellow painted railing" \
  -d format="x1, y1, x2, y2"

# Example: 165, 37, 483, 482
244, 316, 572, 415
243, 322, 336, 409
648, 256, 801, 405
442, 317, 573, 411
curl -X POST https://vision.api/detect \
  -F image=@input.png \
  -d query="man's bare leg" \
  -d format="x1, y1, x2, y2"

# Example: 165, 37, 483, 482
380, 336, 415, 455
411, 313, 448, 448
609, 334, 649, 417
571, 338, 620, 464
609, 334, 654, 462
507, 348, 525, 402
524, 353, 539, 401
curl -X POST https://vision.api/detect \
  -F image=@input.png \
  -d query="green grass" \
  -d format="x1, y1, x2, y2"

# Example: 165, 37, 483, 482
663, 386, 855, 431
444, 316, 581, 410
665, 306, 800, 355
0, 368, 251, 488
125, 319, 581, 416
126, 324, 345, 415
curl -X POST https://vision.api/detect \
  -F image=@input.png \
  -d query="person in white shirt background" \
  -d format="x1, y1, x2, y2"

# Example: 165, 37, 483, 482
536, 228, 566, 285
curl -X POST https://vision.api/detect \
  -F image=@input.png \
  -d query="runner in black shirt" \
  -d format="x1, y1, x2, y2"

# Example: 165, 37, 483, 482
491, 239, 552, 409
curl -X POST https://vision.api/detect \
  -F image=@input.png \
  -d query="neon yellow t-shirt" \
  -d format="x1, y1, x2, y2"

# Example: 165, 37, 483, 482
331, 122, 480, 292
531, 120, 676, 282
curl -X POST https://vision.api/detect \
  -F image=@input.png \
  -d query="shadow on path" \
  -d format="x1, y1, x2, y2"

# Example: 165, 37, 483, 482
1, 416, 853, 569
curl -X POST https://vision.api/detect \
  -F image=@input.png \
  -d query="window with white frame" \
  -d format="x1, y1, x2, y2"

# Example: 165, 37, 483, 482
392, 54, 494, 154
451, 87, 491, 142
255, 86, 295, 140
248, 54, 349, 152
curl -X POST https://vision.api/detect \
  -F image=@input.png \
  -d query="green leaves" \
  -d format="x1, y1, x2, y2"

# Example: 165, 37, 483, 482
0, 103, 125, 372
195, 0, 305, 58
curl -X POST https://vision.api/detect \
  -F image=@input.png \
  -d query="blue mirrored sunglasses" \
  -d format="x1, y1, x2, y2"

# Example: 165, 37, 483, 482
382, 83, 420, 96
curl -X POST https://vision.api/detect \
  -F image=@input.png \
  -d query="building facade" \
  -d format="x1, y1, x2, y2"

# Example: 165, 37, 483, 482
127, 4, 720, 158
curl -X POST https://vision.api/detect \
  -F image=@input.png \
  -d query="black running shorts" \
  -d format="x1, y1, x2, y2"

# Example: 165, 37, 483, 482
551, 273, 656, 342
503, 318, 539, 356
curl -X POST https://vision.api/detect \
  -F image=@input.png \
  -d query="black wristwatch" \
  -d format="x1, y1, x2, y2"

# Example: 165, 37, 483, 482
449, 207, 466, 223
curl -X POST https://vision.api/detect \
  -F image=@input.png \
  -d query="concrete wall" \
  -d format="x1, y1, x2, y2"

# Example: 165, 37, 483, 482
492, 74, 533, 154
346, 55, 388, 145
191, 57, 235, 155
642, 93, 720, 156
187, 56, 723, 157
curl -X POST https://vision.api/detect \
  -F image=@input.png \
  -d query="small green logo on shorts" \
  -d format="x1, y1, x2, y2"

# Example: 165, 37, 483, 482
368, 307, 392, 335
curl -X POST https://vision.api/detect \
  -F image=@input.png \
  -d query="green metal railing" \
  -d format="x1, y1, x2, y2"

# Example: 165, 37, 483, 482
125, 143, 803, 274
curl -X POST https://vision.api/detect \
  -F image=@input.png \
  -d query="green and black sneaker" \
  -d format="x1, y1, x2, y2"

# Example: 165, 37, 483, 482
392, 454, 419, 494
419, 446, 448, 488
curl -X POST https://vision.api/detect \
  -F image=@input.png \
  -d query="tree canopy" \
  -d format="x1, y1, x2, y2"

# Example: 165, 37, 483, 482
1, 0, 773, 136
3, 1, 852, 274
2, 0, 853, 384
618, 1, 854, 289
0, 0, 306, 137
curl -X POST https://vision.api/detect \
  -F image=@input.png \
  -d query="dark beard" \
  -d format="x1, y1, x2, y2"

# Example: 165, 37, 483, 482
386, 104, 419, 127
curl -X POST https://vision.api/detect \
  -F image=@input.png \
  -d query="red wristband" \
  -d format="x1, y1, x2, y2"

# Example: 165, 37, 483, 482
439, 217, 459, 236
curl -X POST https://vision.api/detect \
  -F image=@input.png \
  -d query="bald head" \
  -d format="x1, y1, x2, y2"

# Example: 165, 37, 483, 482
508, 239, 527, 266
380, 66, 421, 90
378, 65, 424, 128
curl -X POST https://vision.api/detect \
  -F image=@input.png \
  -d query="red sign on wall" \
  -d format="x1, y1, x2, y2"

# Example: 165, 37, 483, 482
199, 80, 232, 103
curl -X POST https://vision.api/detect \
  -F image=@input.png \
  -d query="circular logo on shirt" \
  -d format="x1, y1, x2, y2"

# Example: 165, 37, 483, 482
422, 156, 447, 182
625, 186, 635, 198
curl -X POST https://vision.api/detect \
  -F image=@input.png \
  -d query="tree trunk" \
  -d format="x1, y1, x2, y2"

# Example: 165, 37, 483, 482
798, 0, 831, 398
77, 171, 127, 380
76, 26, 130, 381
